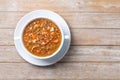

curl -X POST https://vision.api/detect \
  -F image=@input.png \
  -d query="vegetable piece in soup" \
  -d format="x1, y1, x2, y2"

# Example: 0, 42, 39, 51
23, 18, 62, 57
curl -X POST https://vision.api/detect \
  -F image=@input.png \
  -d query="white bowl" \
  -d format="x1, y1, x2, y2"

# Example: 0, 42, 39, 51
14, 10, 71, 66
20, 18, 65, 59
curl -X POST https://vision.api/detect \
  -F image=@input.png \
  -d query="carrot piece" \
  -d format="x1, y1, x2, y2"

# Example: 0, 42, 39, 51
31, 34, 36, 39
51, 32, 55, 36
53, 39, 59, 43
43, 31, 49, 35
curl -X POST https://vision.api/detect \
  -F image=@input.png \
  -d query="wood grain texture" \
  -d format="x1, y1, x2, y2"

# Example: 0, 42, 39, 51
0, 63, 120, 79
0, 46, 120, 63
1, 12, 120, 29
0, 0, 120, 13
0, 0, 120, 79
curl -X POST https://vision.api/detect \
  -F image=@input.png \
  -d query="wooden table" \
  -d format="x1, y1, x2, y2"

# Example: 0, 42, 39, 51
0, 0, 120, 79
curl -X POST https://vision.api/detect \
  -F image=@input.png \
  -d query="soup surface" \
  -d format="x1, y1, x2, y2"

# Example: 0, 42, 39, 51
23, 18, 62, 57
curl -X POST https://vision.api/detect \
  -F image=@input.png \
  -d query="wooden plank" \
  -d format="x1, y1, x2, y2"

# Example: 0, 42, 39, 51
0, 29, 14, 45
1, 29, 120, 46
0, 63, 120, 79
1, 46, 120, 63
63, 46, 120, 62
0, 0, 120, 13
0, 46, 24, 62
71, 29, 120, 46
1, 12, 120, 29
0, 0, 80, 12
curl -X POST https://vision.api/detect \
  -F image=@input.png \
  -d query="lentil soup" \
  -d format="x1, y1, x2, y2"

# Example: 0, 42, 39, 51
23, 18, 62, 57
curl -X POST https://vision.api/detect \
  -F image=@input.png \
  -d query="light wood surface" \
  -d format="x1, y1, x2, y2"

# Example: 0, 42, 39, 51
0, 0, 120, 79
